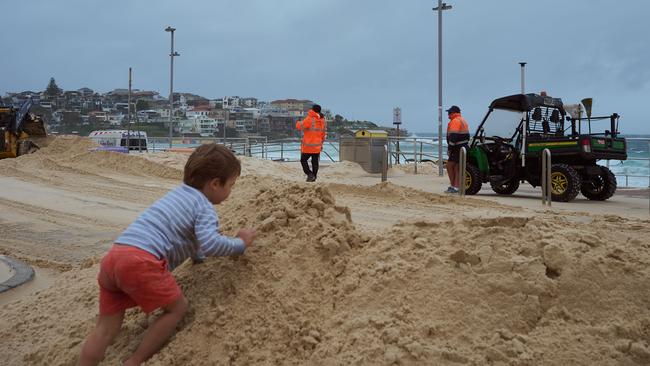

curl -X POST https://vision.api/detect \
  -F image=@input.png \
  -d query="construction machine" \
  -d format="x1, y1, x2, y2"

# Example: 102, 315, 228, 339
0, 99, 48, 159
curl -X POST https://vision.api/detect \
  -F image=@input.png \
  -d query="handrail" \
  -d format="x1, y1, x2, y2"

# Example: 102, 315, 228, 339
542, 149, 552, 207
382, 144, 388, 182
144, 136, 649, 188
459, 146, 466, 197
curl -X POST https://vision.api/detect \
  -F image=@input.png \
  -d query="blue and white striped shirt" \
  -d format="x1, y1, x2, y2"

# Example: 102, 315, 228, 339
115, 183, 245, 270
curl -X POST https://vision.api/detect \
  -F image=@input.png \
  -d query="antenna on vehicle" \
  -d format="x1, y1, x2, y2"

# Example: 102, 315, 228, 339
582, 98, 593, 134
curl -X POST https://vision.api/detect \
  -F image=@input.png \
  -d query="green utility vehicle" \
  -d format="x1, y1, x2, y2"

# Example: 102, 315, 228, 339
462, 93, 627, 201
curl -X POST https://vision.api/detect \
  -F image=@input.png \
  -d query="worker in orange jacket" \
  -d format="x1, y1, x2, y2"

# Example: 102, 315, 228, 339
296, 104, 326, 182
445, 105, 470, 193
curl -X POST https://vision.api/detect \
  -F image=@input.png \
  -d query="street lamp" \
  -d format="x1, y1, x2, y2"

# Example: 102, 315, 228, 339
519, 62, 527, 167
165, 26, 180, 149
433, 1, 452, 176
519, 62, 527, 94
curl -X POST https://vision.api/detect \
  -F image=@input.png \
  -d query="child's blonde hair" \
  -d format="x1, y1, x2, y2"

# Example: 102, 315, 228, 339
183, 144, 241, 189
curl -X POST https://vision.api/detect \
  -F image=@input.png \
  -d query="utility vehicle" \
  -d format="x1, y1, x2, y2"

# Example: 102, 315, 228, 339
462, 93, 626, 201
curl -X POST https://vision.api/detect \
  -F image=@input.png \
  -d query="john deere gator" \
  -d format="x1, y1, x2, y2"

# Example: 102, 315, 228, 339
462, 93, 627, 202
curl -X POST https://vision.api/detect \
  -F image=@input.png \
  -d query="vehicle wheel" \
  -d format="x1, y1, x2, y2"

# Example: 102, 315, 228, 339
550, 163, 581, 202
490, 178, 520, 195
463, 164, 482, 195
580, 165, 617, 201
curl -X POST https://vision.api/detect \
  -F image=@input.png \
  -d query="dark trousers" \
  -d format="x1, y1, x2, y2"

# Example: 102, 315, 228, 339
300, 153, 320, 177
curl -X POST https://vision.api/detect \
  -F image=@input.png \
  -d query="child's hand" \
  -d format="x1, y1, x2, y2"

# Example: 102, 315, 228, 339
237, 228, 257, 248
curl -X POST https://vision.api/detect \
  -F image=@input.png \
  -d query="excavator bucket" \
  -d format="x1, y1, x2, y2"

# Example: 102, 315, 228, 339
15, 99, 47, 136
0, 99, 49, 159
22, 115, 47, 137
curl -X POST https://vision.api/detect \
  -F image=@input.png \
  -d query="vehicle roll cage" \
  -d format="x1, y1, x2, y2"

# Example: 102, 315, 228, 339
471, 93, 620, 147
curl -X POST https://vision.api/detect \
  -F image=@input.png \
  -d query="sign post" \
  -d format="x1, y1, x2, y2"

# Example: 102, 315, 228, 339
393, 107, 402, 164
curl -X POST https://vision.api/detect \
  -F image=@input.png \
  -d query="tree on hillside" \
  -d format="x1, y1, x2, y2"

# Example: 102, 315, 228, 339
45, 77, 62, 97
135, 99, 150, 111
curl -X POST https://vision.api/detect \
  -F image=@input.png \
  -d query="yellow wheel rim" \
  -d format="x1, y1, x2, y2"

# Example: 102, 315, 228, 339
464, 171, 472, 189
551, 172, 568, 194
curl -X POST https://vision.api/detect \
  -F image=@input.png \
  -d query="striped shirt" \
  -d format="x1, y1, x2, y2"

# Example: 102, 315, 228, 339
115, 183, 245, 270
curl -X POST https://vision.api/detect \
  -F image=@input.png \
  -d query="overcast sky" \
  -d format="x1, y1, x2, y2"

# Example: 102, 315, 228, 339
1, 0, 648, 134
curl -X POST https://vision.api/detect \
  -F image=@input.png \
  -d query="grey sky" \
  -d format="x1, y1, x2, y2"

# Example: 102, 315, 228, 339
1, 0, 648, 133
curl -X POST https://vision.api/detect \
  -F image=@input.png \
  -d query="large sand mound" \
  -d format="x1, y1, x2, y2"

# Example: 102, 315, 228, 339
1, 136, 649, 365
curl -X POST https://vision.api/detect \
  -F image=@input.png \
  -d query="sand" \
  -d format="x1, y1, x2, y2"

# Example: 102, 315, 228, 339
0, 136, 649, 365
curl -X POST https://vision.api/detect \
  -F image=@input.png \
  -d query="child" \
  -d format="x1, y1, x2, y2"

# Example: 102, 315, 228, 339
78, 143, 256, 366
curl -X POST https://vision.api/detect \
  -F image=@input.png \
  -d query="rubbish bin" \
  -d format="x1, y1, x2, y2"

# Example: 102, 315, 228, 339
339, 130, 389, 173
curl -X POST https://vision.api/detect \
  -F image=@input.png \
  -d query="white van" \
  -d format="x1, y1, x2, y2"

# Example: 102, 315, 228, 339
88, 130, 148, 151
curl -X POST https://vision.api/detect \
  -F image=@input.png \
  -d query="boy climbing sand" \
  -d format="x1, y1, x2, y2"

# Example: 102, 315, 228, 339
78, 143, 256, 366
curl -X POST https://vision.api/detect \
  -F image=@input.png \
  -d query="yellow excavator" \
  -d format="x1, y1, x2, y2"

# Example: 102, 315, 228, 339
0, 99, 48, 159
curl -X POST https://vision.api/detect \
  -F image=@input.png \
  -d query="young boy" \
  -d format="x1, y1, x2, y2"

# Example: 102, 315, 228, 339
78, 143, 256, 366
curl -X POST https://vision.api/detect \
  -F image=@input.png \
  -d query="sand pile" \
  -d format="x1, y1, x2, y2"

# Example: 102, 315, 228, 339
1, 137, 649, 365
0, 136, 182, 182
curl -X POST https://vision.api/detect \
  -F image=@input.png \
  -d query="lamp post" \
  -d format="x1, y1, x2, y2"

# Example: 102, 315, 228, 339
519, 62, 527, 94
519, 62, 527, 167
433, 1, 452, 176
165, 26, 180, 149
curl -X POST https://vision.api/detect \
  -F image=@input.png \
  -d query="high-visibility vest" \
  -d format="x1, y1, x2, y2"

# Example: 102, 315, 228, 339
446, 113, 470, 146
296, 110, 326, 153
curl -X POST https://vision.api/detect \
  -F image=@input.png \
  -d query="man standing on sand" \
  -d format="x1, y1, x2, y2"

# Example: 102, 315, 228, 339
445, 105, 470, 193
296, 104, 327, 182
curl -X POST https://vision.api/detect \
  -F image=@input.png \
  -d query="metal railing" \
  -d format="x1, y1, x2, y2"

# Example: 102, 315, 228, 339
541, 149, 552, 207
605, 137, 650, 188
458, 146, 466, 197
146, 136, 339, 162
382, 144, 388, 182
142, 135, 649, 188
386, 136, 444, 166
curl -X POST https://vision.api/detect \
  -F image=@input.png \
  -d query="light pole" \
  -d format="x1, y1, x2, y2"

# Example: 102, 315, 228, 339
519, 62, 527, 167
519, 62, 527, 94
433, 1, 452, 176
165, 26, 180, 149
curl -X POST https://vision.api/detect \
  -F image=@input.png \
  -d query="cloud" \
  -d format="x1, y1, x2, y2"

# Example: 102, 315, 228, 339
1, 0, 649, 133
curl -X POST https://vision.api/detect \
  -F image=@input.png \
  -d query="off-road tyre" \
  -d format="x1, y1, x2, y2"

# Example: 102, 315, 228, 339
550, 163, 581, 202
463, 164, 482, 195
490, 178, 520, 195
580, 165, 617, 201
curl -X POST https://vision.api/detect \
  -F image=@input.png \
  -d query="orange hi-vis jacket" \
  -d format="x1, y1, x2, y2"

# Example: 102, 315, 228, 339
446, 112, 470, 146
296, 109, 327, 153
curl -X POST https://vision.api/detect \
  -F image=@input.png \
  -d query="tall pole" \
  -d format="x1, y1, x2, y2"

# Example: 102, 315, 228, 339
127, 67, 132, 150
519, 62, 527, 94
433, 1, 452, 176
165, 26, 179, 149
519, 62, 527, 167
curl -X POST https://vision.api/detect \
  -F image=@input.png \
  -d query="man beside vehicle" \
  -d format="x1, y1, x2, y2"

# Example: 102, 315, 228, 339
445, 105, 470, 193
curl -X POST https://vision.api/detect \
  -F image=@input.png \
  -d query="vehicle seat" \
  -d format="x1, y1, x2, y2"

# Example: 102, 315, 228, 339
542, 120, 550, 134
549, 110, 562, 135
550, 109, 560, 123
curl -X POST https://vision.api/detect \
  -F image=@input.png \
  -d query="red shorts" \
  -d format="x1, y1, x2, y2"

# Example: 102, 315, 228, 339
98, 244, 182, 315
